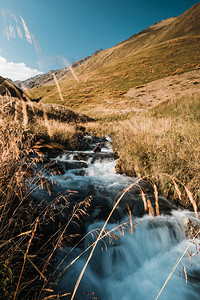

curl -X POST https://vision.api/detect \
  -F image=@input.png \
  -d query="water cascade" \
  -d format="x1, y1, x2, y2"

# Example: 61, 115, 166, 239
33, 135, 200, 299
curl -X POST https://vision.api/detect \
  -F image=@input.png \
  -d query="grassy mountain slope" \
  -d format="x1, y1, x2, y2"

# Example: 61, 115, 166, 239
30, 3, 200, 118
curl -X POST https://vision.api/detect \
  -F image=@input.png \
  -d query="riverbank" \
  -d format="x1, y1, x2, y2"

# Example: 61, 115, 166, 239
28, 131, 200, 300
85, 93, 200, 210
0, 92, 199, 298
0, 98, 95, 299
21, 92, 200, 211
2, 93, 199, 211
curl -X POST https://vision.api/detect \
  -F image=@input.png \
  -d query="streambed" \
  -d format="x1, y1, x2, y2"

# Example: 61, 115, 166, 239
33, 135, 200, 299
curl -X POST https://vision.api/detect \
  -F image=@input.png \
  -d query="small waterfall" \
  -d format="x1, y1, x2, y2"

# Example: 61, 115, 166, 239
57, 211, 200, 300
32, 135, 200, 299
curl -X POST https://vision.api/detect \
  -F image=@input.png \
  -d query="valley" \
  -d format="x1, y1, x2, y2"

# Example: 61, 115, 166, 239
0, 2, 200, 299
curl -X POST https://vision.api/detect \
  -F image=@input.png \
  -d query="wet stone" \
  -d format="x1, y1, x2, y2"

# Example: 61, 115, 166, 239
73, 170, 86, 176
63, 161, 88, 170
90, 153, 116, 164
73, 153, 88, 161
93, 145, 101, 153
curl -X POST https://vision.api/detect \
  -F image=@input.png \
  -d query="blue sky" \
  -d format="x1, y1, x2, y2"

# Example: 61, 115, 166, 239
0, 0, 199, 80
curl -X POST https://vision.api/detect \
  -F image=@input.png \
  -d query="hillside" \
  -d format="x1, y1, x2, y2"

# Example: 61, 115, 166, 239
14, 49, 103, 90
124, 69, 200, 109
0, 76, 32, 101
29, 2, 200, 118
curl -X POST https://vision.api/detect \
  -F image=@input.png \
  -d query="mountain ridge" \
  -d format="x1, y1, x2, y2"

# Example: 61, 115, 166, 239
13, 2, 200, 117
14, 49, 103, 90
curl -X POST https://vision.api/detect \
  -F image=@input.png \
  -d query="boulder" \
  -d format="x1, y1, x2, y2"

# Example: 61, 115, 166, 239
90, 153, 117, 164
63, 161, 88, 170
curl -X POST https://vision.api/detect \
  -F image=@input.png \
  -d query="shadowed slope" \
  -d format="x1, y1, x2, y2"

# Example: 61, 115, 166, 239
0, 76, 32, 101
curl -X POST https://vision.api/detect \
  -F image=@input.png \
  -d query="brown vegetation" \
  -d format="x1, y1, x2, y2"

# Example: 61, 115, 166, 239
0, 96, 94, 299
85, 93, 200, 209
1, 96, 93, 149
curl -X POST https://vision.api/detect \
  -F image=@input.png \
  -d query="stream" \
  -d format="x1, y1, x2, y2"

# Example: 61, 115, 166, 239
33, 135, 200, 299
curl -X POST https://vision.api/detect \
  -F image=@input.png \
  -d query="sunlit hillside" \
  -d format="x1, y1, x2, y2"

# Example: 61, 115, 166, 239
29, 3, 200, 118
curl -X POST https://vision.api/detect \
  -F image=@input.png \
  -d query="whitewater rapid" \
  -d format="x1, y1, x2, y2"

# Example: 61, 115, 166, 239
46, 135, 200, 299
57, 211, 200, 300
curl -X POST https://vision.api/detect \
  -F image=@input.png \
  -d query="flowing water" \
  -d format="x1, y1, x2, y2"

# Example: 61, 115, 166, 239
38, 135, 200, 299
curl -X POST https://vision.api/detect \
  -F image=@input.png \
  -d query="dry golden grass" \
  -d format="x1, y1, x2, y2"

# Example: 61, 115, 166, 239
0, 101, 140, 299
0, 95, 93, 150
0, 113, 42, 298
0, 96, 93, 299
33, 118, 76, 140
85, 93, 200, 208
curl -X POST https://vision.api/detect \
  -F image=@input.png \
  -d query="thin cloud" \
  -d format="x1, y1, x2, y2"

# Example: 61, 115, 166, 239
16, 26, 23, 39
31, 33, 41, 54
19, 15, 41, 53
1, 10, 42, 54
8, 25, 16, 39
0, 56, 43, 81
20, 16, 32, 44
5, 27, 10, 41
